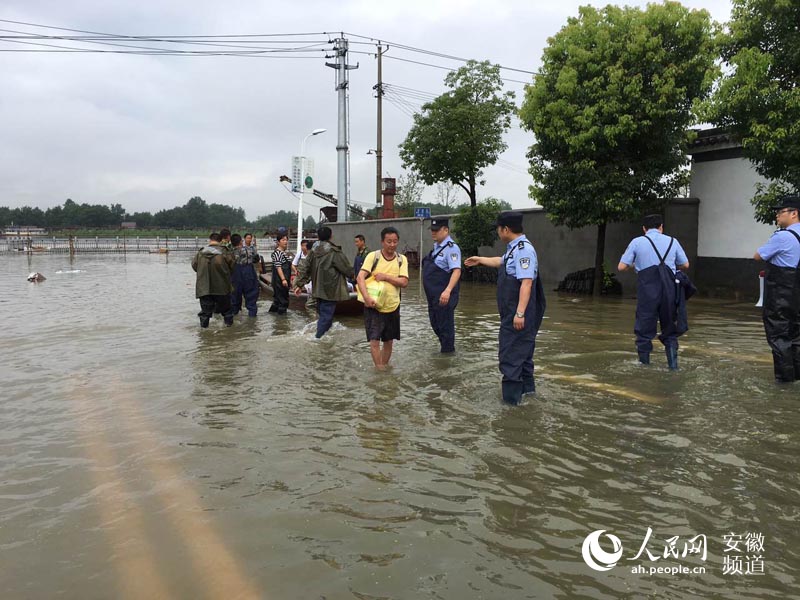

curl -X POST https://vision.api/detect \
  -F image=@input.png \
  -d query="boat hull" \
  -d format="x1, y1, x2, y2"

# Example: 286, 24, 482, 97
258, 274, 363, 316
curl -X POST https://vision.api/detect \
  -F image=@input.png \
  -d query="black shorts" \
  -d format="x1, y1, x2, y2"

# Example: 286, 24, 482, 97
364, 307, 401, 342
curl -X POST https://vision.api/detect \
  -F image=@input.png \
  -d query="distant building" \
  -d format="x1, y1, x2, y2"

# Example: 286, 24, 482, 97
120, 222, 137, 230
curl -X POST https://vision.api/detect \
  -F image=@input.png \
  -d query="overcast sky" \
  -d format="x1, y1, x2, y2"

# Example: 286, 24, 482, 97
0, 0, 732, 220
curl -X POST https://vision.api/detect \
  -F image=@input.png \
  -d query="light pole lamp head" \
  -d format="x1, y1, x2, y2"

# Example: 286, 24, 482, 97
311, 128, 327, 136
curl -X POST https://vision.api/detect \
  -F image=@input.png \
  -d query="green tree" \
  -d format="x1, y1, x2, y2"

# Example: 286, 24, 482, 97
452, 197, 505, 257
520, 2, 716, 294
704, 0, 800, 223
399, 60, 516, 207
392, 171, 428, 217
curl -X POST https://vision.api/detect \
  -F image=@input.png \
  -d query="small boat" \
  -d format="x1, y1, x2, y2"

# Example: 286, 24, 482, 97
258, 273, 363, 316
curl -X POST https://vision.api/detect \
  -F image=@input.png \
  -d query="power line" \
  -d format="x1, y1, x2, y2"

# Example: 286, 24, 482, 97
342, 31, 538, 76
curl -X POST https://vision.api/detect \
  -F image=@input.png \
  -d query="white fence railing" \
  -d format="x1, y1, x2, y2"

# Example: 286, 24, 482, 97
0, 236, 287, 255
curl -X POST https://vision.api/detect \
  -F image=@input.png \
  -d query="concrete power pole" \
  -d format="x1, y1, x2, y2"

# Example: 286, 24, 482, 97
374, 45, 384, 208
326, 37, 358, 223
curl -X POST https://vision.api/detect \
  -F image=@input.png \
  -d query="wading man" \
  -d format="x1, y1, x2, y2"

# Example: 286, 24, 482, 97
293, 227, 353, 339
356, 227, 408, 369
192, 232, 235, 328
422, 218, 461, 353
754, 195, 800, 383
465, 212, 546, 405
230, 233, 260, 317
618, 214, 690, 369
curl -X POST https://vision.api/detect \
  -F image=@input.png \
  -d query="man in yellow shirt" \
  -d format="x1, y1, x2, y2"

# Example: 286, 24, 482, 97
356, 226, 409, 369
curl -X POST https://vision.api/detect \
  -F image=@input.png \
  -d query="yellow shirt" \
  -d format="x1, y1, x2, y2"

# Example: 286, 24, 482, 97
360, 250, 408, 313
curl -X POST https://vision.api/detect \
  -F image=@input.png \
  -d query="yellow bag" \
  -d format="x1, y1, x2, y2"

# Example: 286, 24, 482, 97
357, 276, 386, 306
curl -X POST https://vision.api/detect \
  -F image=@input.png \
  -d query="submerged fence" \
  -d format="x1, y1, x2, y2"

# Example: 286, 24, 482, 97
0, 236, 284, 255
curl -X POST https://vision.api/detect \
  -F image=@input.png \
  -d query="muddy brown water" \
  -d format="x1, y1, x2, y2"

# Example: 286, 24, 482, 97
1, 254, 797, 599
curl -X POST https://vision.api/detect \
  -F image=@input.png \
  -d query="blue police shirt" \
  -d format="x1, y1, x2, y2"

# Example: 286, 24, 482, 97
620, 229, 689, 274
432, 236, 462, 272
757, 223, 800, 268
502, 235, 538, 280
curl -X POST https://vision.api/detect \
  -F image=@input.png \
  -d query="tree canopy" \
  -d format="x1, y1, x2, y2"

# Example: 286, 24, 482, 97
0, 196, 316, 232
519, 2, 716, 292
704, 0, 800, 223
399, 60, 516, 207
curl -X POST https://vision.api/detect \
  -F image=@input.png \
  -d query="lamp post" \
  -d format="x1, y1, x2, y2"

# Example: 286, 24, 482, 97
297, 128, 327, 255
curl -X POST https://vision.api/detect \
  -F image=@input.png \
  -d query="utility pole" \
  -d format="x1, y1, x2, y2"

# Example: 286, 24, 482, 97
374, 45, 384, 208
326, 36, 358, 223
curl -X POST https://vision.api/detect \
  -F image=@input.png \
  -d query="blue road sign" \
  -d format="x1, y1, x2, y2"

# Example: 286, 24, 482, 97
414, 207, 431, 219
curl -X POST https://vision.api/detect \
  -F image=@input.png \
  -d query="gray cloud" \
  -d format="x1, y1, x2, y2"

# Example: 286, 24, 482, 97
0, 0, 732, 219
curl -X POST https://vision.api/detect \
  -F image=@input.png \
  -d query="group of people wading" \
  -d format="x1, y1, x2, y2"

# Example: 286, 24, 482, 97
193, 200, 800, 405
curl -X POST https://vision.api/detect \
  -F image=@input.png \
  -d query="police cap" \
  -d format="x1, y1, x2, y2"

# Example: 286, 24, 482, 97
494, 211, 524, 228
430, 218, 449, 230
771, 194, 800, 212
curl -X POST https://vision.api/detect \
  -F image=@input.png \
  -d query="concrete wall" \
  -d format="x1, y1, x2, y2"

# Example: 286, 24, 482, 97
328, 199, 699, 297
690, 156, 774, 259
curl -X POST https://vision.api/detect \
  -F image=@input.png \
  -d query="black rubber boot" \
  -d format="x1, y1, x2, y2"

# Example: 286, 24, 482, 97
501, 380, 524, 406
665, 346, 678, 370
522, 376, 536, 395
638, 352, 650, 365
199, 316, 210, 328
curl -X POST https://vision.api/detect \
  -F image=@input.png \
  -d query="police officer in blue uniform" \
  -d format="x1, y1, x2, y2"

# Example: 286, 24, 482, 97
422, 218, 462, 353
465, 212, 546, 405
754, 195, 800, 383
618, 214, 690, 369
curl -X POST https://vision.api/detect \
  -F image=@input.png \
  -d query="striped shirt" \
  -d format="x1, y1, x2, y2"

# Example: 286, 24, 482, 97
271, 248, 290, 266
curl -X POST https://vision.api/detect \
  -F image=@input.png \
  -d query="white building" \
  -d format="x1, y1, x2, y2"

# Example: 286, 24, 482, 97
688, 128, 774, 298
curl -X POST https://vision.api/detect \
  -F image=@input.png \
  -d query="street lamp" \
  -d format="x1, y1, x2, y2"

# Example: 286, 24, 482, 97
297, 128, 327, 255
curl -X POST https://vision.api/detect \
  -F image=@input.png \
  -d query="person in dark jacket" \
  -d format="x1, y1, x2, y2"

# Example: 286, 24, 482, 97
353, 234, 369, 281
230, 233, 260, 317
269, 233, 291, 314
191, 232, 235, 328
294, 227, 353, 338
754, 195, 800, 383
618, 214, 690, 370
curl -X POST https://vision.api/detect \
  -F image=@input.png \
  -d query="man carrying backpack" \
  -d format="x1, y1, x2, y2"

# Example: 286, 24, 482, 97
618, 214, 691, 370
356, 226, 409, 369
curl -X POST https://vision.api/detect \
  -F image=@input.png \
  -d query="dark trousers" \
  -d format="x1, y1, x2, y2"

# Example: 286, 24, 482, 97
269, 282, 290, 314
634, 266, 679, 354
634, 298, 678, 353
231, 266, 259, 316
428, 303, 457, 353
316, 299, 337, 338
198, 294, 234, 327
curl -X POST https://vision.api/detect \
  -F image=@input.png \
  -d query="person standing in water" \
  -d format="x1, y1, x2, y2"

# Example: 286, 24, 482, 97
422, 218, 461, 353
754, 195, 800, 383
269, 233, 291, 315
465, 212, 546, 405
618, 214, 690, 370
356, 227, 409, 369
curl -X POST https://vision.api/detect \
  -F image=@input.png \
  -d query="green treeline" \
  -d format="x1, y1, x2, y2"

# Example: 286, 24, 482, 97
0, 197, 317, 232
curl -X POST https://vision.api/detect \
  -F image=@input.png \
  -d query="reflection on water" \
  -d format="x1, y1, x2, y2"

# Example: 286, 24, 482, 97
0, 254, 797, 599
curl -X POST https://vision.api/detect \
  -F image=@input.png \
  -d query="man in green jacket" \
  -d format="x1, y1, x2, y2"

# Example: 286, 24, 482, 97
293, 227, 353, 338
192, 232, 235, 328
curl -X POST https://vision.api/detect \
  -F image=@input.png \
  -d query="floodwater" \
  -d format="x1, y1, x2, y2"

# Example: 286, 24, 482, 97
1, 254, 798, 600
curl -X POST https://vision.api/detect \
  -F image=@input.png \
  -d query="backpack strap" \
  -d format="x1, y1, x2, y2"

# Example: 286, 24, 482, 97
366, 251, 404, 274
642, 235, 673, 266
